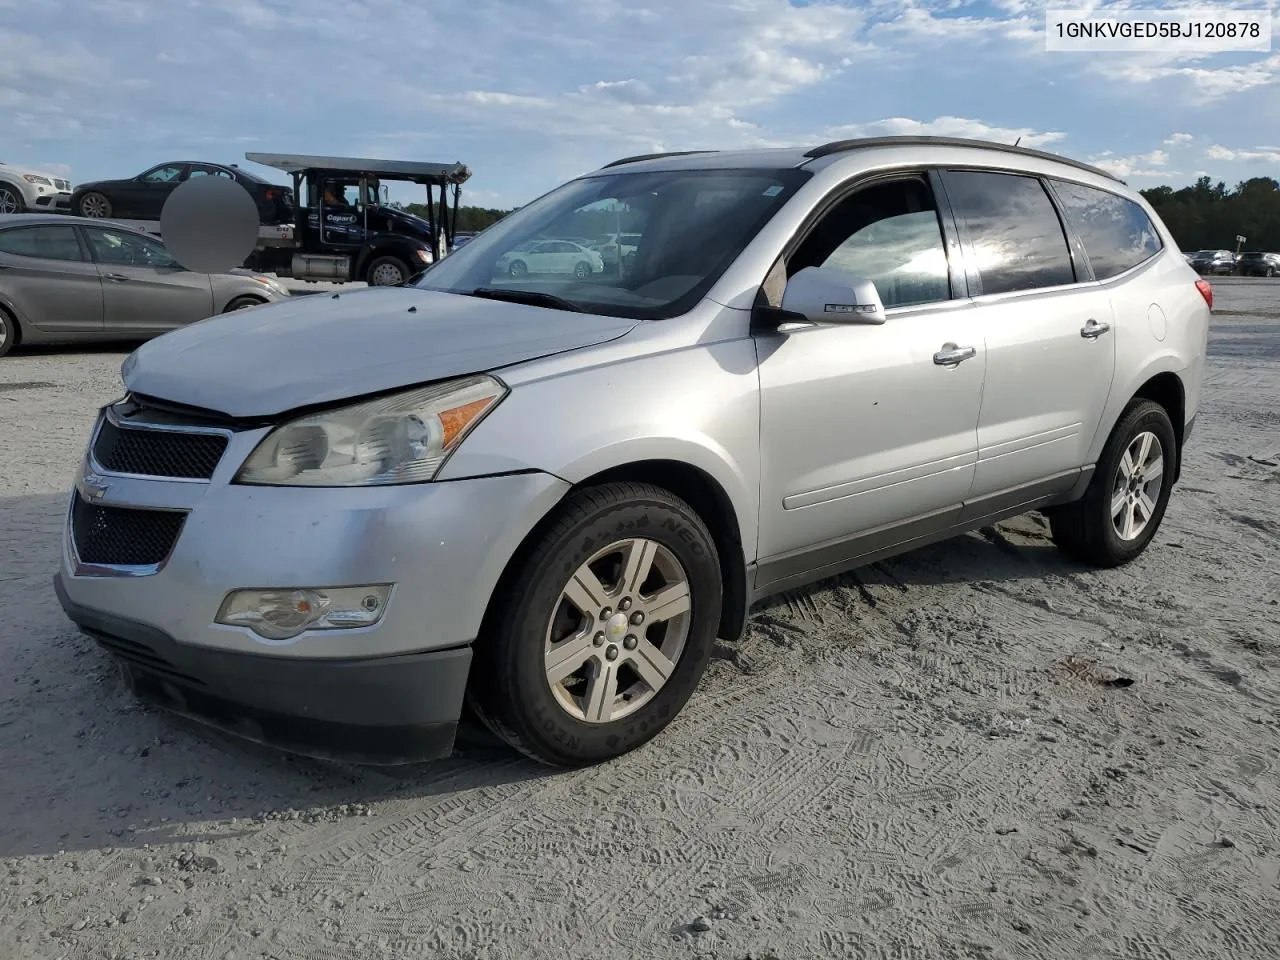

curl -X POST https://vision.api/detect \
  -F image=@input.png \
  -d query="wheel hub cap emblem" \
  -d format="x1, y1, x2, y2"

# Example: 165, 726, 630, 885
605, 612, 629, 640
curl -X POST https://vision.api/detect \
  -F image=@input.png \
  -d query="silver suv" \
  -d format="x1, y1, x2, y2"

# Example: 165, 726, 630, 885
54, 136, 1211, 768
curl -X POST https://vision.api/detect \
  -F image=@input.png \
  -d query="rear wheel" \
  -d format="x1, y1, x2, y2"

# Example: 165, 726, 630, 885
508, 259, 528, 279
1047, 399, 1177, 568
0, 185, 23, 215
467, 482, 723, 767
0, 308, 18, 358
365, 256, 409, 286
78, 192, 111, 218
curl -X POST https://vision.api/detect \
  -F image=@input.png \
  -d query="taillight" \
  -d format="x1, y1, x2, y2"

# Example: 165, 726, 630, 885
1195, 278, 1213, 310
265, 188, 279, 200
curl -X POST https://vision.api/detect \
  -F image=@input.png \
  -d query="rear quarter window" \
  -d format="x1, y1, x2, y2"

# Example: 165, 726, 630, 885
1049, 179, 1163, 280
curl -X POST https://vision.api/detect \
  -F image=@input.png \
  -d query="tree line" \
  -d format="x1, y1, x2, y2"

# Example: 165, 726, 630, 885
1140, 176, 1280, 253
408, 174, 1280, 253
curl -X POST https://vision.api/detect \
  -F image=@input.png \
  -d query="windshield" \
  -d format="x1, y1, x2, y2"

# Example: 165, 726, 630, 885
415, 167, 810, 319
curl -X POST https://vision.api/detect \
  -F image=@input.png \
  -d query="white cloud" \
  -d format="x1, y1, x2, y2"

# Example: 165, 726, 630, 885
1089, 149, 1176, 178
822, 116, 1066, 148
0, 0, 1275, 205
1206, 144, 1280, 164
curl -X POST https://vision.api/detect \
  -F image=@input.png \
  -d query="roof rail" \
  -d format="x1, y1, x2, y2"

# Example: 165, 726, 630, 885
601, 149, 720, 169
802, 136, 1124, 184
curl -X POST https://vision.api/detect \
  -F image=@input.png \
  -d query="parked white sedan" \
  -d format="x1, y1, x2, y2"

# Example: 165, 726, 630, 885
496, 239, 604, 280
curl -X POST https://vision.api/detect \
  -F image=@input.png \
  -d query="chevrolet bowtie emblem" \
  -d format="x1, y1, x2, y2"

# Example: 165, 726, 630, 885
82, 473, 111, 500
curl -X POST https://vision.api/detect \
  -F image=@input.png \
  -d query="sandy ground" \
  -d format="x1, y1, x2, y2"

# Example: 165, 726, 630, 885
1, 278, 1278, 960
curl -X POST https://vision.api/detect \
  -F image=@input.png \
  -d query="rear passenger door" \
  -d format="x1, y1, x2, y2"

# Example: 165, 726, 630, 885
0, 223, 104, 333
939, 168, 1116, 512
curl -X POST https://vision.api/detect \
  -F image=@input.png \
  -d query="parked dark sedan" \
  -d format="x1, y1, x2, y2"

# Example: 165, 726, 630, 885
70, 161, 293, 225
1236, 251, 1280, 277
1187, 249, 1236, 276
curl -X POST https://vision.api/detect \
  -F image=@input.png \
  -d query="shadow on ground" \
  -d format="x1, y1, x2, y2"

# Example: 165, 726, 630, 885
1, 484, 1075, 859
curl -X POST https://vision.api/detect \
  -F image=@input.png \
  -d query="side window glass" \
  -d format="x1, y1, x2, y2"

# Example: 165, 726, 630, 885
943, 170, 1075, 295
790, 177, 952, 309
0, 226, 83, 261
88, 229, 178, 268
188, 166, 233, 180
141, 165, 185, 184
1051, 179, 1162, 280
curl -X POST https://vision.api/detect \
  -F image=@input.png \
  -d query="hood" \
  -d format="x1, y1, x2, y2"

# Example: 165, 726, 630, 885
0, 161, 68, 183
378, 206, 434, 236
121, 287, 638, 418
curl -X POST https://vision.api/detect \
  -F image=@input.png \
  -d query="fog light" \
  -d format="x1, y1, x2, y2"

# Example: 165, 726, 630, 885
216, 585, 392, 641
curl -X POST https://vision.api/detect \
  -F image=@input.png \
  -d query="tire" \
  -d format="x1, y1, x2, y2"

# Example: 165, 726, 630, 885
1267, 267, 1276, 278
0, 308, 18, 358
223, 296, 266, 312
78, 192, 112, 218
467, 481, 723, 767
508, 259, 528, 279
1047, 399, 1178, 568
0, 184, 23, 215
365, 256, 409, 286
573, 261, 591, 279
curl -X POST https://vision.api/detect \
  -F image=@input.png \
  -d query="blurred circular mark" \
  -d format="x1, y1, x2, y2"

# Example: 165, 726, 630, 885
160, 176, 259, 275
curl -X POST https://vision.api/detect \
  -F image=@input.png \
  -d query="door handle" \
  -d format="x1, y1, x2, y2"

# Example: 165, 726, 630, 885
933, 343, 977, 366
105, 273, 131, 282
1080, 318, 1110, 339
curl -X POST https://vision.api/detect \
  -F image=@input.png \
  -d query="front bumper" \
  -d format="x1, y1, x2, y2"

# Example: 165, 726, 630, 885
55, 406, 572, 761
56, 576, 471, 764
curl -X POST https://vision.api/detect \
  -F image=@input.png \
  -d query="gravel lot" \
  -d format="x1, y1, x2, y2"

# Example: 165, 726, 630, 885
2, 278, 1278, 960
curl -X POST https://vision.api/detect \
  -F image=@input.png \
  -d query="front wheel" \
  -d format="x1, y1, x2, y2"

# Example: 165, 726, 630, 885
467, 482, 723, 767
1047, 399, 1178, 568
0, 185, 23, 215
0, 308, 18, 358
223, 296, 266, 312
365, 256, 409, 286
508, 259, 528, 279
573, 261, 591, 279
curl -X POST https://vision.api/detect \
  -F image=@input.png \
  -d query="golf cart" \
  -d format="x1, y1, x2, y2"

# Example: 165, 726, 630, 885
241, 152, 470, 286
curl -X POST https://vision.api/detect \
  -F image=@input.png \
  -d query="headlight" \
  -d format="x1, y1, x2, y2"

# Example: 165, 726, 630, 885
235, 374, 506, 487
22, 174, 52, 186
414, 249, 432, 264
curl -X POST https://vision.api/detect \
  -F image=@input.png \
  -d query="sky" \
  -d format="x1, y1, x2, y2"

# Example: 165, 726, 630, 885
1, 0, 1278, 209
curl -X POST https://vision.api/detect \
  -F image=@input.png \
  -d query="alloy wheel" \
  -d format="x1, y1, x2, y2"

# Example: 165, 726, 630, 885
0, 188, 20, 214
543, 537, 692, 723
81, 194, 108, 217
1111, 431, 1164, 541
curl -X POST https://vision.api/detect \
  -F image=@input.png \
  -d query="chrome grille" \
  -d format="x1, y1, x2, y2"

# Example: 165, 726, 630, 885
93, 415, 228, 480
70, 492, 186, 567
55, 179, 71, 191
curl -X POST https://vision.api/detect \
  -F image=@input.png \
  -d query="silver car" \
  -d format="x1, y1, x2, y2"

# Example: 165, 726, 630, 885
0, 214, 290, 358
54, 136, 1210, 767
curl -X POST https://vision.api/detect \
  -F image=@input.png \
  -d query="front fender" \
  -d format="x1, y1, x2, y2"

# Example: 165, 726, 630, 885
438, 335, 763, 562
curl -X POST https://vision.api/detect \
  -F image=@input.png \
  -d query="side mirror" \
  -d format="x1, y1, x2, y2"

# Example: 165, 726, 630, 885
775, 266, 887, 327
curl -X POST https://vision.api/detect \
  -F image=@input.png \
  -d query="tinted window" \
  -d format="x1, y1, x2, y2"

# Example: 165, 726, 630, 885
188, 165, 234, 180
0, 225, 84, 261
1051, 180, 1162, 280
141, 164, 185, 183
944, 170, 1075, 295
87, 229, 179, 268
791, 177, 951, 309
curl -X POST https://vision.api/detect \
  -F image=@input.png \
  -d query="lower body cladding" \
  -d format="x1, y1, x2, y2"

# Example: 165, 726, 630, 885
53, 462, 571, 765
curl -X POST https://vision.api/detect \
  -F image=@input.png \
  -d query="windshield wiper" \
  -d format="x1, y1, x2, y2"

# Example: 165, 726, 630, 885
466, 287, 585, 313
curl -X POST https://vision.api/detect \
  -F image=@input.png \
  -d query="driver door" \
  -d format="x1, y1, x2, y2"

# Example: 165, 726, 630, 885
125, 163, 188, 219
82, 226, 214, 333
754, 172, 986, 592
